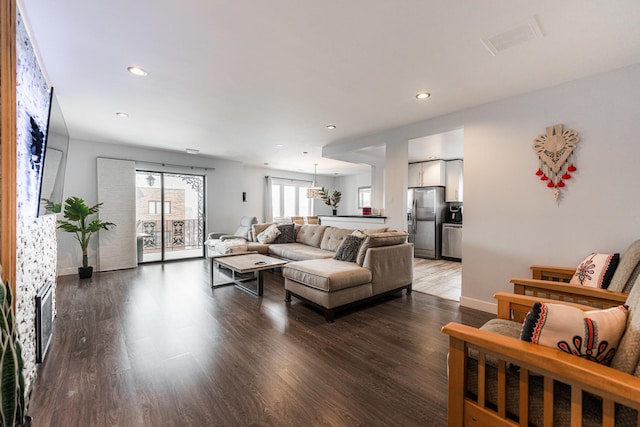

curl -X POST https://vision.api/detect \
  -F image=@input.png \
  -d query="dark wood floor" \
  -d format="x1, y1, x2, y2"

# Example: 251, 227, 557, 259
29, 259, 494, 426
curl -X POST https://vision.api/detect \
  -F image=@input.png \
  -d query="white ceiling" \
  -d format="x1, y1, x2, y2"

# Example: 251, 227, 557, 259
19, 0, 640, 177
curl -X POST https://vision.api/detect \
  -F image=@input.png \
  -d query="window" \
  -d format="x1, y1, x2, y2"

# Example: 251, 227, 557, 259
271, 178, 312, 219
148, 201, 171, 215
358, 187, 371, 208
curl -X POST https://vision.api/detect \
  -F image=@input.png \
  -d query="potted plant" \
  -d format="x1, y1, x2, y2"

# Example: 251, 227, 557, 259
0, 268, 31, 426
57, 196, 116, 279
320, 187, 342, 215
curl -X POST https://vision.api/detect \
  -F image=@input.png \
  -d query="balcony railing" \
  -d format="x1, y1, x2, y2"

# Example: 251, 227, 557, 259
137, 219, 203, 252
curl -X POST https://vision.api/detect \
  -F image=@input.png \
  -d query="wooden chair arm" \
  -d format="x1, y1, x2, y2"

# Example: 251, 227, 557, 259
530, 264, 575, 281
511, 277, 627, 314
493, 291, 595, 320
442, 322, 640, 410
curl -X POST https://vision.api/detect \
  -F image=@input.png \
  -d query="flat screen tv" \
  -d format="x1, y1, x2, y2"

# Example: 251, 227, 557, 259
37, 87, 69, 216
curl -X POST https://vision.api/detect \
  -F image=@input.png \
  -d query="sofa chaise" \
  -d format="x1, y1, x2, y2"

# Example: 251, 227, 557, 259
244, 222, 414, 321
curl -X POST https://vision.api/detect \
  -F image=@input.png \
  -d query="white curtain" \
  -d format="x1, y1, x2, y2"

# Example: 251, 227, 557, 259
264, 176, 273, 223
97, 158, 137, 271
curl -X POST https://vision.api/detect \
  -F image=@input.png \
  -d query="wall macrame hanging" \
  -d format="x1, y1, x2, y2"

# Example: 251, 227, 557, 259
533, 124, 580, 201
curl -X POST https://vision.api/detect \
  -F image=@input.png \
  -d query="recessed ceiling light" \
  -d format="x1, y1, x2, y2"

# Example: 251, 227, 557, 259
416, 92, 431, 100
275, 144, 284, 147
115, 112, 129, 118
127, 66, 148, 76
326, 124, 336, 130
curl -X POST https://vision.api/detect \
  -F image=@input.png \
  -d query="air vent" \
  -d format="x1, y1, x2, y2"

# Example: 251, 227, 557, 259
481, 17, 543, 56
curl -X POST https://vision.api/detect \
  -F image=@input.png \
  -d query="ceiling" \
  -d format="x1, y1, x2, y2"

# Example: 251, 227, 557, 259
19, 1, 640, 177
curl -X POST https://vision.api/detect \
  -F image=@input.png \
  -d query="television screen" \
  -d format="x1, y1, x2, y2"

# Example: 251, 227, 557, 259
38, 88, 69, 216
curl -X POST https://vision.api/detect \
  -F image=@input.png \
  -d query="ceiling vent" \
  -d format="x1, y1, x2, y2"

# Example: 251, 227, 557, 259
481, 17, 543, 56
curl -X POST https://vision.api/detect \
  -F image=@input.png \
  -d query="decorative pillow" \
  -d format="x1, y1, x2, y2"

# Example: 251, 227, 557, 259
251, 223, 274, 242
570, 253, 620, 289
333, 235, 365, 263
273, 223, 295, 244
520, 302, 628, 365
256, 224, 281, 244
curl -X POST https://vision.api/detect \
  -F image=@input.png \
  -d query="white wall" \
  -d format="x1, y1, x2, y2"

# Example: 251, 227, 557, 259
325, 63, 640, 312
59, 139, 243, 273
59, 142, 336, 273
335, 173, 370, 215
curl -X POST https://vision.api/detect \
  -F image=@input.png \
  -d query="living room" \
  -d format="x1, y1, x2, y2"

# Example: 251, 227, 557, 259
2, 1, 640, 425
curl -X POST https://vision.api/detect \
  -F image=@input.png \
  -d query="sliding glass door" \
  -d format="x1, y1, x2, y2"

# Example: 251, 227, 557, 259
135, 171, 205, 263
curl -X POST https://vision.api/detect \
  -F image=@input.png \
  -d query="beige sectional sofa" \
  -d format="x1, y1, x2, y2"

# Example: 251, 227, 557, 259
245, 223, 414, 321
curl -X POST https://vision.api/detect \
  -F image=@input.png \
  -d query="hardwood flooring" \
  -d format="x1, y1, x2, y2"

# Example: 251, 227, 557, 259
29, 259, 493, 426
412, 258, 462, 301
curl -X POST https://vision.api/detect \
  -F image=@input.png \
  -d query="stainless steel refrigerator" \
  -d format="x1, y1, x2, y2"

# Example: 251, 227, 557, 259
407, 186, 446, 259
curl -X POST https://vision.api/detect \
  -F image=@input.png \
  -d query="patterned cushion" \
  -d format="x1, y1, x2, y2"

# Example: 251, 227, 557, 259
273, 223, 295, 244
570, 253, 620, 289
333, 235, 365, 263
521, 302, 628, 366
257, 224, 281, 244
251, 223, 274, 242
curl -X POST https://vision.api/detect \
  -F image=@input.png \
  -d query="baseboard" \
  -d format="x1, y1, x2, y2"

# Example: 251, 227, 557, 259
57, 267, 77, 276
460, 296, 496, 314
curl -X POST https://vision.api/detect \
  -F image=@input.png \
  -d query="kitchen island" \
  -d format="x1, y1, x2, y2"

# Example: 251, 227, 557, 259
318, 215, 387, 231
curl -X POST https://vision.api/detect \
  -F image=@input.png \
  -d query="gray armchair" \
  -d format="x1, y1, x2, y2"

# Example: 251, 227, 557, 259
206, 216, 257, 242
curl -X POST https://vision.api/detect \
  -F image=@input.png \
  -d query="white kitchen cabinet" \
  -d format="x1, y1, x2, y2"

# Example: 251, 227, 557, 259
445, 159, 463, 202
408, 160, 445, 187
408, 163, 422, 187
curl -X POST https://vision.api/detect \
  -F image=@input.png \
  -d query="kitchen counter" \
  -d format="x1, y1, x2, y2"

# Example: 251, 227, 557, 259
318, 215, 387, 230
321, 215, 387, 219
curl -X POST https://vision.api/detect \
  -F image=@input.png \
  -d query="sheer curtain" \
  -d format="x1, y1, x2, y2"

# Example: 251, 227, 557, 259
264, 176, 273, 223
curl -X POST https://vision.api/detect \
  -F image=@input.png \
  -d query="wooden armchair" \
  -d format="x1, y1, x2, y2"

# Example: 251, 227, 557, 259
290, 216, 305, 225
442, 289, 640, 426
511, 240, 640, 313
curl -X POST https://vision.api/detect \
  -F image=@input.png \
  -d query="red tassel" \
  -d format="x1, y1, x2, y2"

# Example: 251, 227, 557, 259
562, 173, 571, 180
547, 182, 555, 188
541, 175, 549, 181
567, 165, 577, 172
557, 181, 565, 188
535, 169, 543, 176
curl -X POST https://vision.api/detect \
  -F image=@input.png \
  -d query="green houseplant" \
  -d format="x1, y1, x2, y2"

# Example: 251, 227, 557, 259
0, 268, 30, 427
57, 196, 116, 279
320, 187, 342, 215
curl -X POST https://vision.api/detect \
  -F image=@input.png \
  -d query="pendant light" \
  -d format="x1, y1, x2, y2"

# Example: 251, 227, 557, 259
307, 164, 322, 199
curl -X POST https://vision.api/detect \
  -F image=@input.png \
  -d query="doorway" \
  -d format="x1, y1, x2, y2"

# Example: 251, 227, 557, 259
408, 128, 464, 301
135, 171, 205, 263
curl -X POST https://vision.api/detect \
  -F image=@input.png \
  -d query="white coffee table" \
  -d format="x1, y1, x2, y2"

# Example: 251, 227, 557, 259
211, 253, 287, 296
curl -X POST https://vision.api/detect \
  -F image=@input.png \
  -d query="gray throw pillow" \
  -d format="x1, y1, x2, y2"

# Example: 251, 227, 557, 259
333, 235, 365, 263
273, 223, 295, 244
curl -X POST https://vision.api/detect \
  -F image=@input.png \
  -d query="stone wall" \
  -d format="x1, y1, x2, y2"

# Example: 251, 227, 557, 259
15, 215, 57, 391
15, 9, 57, 395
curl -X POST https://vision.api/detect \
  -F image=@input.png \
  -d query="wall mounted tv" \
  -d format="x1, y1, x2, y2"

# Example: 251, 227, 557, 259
37, 87, 69, 216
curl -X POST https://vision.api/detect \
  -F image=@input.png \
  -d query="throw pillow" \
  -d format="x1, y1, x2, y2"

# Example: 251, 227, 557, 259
257, 224, 281, 244
273, 223, 295, 244
570, 253, 620, 289
520, 302, 628, 366
333, 235, 365, 263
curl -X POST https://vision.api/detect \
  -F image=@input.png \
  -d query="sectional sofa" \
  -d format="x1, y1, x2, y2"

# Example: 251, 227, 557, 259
244, 223, 414, 321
